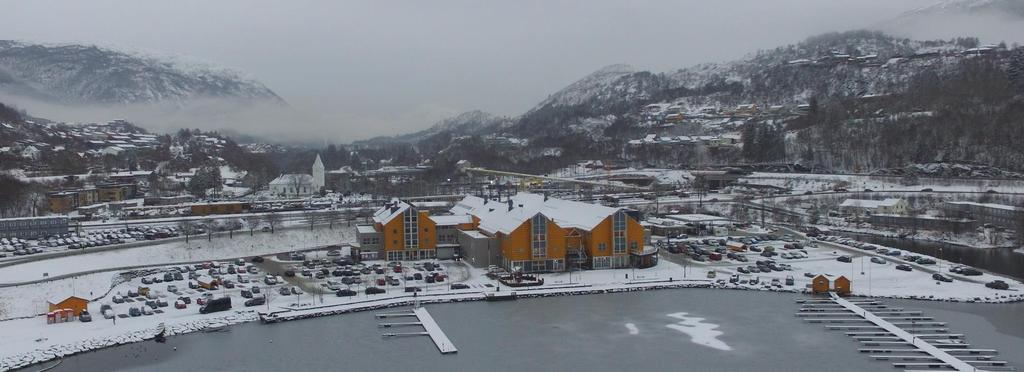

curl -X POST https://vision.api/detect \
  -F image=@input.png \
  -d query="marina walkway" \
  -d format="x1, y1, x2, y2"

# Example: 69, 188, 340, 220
827, 293, 988, 372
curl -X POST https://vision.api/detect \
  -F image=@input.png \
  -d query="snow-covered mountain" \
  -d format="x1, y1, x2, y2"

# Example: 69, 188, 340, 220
530, 64, 646, 110
357, 109, 513, 145
0, 40, 283, 105
880, 0, 1024, 43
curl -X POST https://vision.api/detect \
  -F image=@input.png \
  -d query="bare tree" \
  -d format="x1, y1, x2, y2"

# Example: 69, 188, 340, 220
325, 209, 342, 229
224, 218, 242, 238
203, 217, 216, 242
264, 212, 282, 234
302, 210, 320, 230
179, 220, 195, 244
244, 214, 262, 236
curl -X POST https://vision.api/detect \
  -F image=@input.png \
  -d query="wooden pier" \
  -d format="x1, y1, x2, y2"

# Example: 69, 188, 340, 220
377, 306, 458, 354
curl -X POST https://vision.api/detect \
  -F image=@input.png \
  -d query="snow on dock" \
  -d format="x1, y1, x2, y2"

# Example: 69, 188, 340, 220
828, 293, 986, 372
376, 306, 457, 354
413, 307, 458, 354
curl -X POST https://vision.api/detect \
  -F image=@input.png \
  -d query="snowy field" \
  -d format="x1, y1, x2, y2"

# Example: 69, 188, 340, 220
0, 226, 355, 285
742, 172, 1024, 194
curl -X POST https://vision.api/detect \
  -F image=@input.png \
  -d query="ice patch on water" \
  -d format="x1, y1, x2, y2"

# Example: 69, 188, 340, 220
624, 322, 639, 335
665, 312, 732, 351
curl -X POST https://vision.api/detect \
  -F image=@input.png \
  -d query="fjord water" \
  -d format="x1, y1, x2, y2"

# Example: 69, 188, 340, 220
52, 289, 1024, 372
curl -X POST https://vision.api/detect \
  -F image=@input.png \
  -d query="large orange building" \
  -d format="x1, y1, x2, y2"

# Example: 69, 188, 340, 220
451, 194, 648, 272
362, 200, 474, 261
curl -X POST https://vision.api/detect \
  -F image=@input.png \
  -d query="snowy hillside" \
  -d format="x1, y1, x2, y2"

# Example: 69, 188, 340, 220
0, 40, 283, 105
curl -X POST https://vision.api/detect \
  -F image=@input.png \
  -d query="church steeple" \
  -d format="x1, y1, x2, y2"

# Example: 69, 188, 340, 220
312, 154, 325, 191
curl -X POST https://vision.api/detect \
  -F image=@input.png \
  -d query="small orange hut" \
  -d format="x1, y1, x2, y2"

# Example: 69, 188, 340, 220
811, 275, 830, 294
48, 296, 89, 317
834, 276, 852, 296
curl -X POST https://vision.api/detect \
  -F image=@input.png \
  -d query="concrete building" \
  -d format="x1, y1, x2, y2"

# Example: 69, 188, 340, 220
943, 201, 1023, 229
869, 214, 977, 232
0, 216, 69, 239
839, 198, 908, 216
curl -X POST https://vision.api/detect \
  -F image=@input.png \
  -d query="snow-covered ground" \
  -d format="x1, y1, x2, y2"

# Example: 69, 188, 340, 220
0, 226, 355, 285
742, 172, 1024, 194
1, 223, 1021, 372
0, 271, 118, 320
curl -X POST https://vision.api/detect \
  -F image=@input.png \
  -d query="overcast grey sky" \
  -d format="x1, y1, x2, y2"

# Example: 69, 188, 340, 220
0, 0, 955, 141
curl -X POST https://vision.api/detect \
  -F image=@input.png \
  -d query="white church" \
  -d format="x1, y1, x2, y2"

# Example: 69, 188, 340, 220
269, 154, 325, 197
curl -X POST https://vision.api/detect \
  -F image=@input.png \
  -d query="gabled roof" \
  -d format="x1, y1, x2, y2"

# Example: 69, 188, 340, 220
372, 199, 412, 225
452, 193, 622, 235
269, 174, 313, 186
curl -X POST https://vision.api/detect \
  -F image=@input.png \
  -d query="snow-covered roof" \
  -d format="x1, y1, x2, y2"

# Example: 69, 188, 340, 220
269, 174, 313, 186
451, 193, 622, 235
840, 198, 904, 209
356, 225, 378, 234
429, 214, 473, 226
665, 214, 729, 223
945, 201, 1020, 211
372, 200, 411, 225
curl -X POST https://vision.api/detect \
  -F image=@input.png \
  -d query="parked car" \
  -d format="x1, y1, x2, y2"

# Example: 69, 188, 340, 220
404, 286, 422, 293
336, 289, 357, 297
241, 289, 253, 298
960, 268, 983, 276
895, 264, 913, 272
199, 297, 232, 314
985, 280, 1010, 290
836, 255, 852, 263
450, 283, 470, 290
932, 273, 953, 282
79, 310, 93, 322
365, 287, 386, 295
244, 296, 266, 307
174, 300, 187, 309
870, 257, 886, 265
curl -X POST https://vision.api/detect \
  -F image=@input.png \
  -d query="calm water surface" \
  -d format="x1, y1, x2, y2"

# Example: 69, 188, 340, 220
50, 289, 1024, 372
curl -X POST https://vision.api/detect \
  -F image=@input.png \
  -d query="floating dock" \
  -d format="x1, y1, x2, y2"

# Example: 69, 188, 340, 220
413, 307, 458, 354
377, 306, 458, 354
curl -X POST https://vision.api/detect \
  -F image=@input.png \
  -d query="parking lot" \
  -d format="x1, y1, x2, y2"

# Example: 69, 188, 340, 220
0, 224, 188, 261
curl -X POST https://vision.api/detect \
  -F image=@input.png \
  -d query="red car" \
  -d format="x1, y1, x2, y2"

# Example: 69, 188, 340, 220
174, 301, 187, 309
392, 266, 403, 273
377, 278, 386, 286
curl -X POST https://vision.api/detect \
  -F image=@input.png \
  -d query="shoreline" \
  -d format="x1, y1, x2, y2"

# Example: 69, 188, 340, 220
4, 278, 1021, 372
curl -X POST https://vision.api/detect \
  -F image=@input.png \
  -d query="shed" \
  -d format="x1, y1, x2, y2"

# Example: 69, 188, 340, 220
47, 296, 89, 317
834, 276, 851, 296
197, 275, 218, 290
811, 275, 830, 294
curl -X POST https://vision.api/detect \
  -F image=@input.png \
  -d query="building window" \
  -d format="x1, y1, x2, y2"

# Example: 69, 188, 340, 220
531, 214, 547, 258
403, 208, 419, 249
598, 243, 606, 251
630, 241, 638, 252
613, 211, 627, 254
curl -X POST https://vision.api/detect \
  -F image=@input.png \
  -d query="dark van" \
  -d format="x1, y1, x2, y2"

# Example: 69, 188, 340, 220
199, 297, 232, 314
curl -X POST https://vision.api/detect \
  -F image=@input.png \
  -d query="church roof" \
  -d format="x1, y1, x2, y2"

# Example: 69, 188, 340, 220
269, 174, 314, 186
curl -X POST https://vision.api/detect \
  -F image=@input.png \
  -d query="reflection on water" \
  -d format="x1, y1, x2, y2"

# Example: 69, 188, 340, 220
836, 232, 1024, 280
